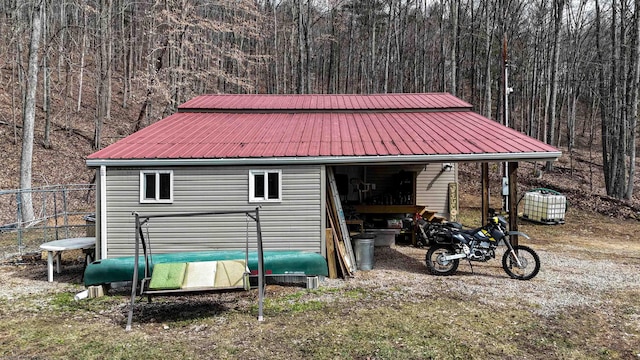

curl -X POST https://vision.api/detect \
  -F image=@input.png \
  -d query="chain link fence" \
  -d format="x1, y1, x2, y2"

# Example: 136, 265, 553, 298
0, 184, 96, 260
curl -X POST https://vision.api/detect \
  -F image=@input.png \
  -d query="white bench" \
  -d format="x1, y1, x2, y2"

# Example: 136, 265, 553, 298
39, 237, 96, 282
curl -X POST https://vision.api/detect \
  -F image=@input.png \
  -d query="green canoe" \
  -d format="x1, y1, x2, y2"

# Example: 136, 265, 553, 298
84, 250, 328, 286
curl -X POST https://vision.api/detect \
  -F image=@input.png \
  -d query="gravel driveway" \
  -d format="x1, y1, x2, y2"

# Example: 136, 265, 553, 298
323, 242, 640, 318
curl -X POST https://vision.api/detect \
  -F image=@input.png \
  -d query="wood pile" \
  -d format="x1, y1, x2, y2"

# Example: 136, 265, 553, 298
326, 168, 357, 278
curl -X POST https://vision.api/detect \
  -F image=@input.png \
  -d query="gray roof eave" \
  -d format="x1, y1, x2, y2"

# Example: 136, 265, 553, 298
86, 151, 562, 167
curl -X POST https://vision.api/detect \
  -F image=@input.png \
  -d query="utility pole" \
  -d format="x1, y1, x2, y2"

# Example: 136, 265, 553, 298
502, 34, 513, 213
502, 34, 519, 242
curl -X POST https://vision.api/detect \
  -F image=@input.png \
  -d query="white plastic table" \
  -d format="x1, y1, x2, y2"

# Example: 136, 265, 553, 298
39, 237, 96, 282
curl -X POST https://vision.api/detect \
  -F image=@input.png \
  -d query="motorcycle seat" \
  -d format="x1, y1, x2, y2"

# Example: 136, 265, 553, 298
460, 227, 482, 235
443, 222, 463, 230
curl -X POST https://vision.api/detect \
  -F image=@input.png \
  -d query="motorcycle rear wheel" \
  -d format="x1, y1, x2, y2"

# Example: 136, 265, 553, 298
425, 245, 459, 276
502, 245, 540, 280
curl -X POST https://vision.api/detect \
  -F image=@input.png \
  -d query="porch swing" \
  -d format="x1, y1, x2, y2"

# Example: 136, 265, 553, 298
125, 208, 266, 331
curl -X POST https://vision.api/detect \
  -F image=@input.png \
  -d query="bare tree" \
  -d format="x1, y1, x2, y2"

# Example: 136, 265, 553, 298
482, 0, 494, 119
296, 0, 306, 93
19, 0, 43, 224
76, 0, 88, 113
450, 0, 459, 96
544, 0, 565, 171
94, 0, 112, 150
628, 0, 640, 200
42, 0, 51, 149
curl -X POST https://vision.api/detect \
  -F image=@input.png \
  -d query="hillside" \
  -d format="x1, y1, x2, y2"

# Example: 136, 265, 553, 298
458, 150, 640, 220
0, 85, 142, 189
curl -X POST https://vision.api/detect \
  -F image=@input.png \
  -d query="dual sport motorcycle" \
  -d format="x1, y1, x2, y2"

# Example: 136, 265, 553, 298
423, 215, 541, 280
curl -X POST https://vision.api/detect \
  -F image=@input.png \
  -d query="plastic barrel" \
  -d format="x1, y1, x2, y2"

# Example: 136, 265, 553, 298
354, 235, 375, 271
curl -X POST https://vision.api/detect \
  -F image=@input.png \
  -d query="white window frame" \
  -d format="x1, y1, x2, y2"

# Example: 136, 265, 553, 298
139, 170, 174, 204
249, 169, 282, 203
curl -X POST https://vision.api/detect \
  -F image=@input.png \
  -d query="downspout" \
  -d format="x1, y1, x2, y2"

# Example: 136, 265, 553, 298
320, 165, 326, 257
100, 165, 107, 259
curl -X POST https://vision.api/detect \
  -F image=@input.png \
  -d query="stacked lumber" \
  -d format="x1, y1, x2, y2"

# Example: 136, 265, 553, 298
326, 203, 350, 277
325, 228, 338, 279
326, 168, 357, 278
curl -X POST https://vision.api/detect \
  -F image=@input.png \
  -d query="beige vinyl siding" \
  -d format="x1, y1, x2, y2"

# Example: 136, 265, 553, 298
415, 163, 456, 216
105, 165, 322, 258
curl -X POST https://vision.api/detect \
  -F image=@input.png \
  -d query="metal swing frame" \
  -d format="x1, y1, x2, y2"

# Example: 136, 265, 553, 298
125, 207, 266, 331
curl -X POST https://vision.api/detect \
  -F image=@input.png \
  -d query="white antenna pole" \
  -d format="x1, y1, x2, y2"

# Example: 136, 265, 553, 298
502, 35, 511, 213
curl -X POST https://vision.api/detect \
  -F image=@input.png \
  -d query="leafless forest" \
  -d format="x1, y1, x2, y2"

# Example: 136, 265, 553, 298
0, 0, 639, 206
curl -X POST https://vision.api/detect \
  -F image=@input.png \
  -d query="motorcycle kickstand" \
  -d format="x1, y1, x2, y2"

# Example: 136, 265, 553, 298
467, 259, 474, 274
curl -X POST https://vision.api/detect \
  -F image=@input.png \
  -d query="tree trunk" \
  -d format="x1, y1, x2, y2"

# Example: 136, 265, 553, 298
42, 0, 51, 149
273, 3, 279, 94
304, 0, 312, 94
482, 0, 493, 119
596, 0, 623, 198
439, 0, 446, 92
94, 0, 112, 150
20, 0, 43, 224
369, 0, 377, 93
296, 0, 305, 93
383, 0, 393, 93
122, 1, 130, 108
528, 27, 539, 138
43, 54, 51, 149
450, 0, 458, 95
77, 0, 87, 112
615, 0, 628, 198
345, 13, 354, 93
626, 0, 639, 200
545, 0, 564, 171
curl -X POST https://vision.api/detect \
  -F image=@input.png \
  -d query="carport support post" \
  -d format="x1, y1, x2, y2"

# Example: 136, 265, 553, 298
508, 162, 518, 247
481, 163, 489, 226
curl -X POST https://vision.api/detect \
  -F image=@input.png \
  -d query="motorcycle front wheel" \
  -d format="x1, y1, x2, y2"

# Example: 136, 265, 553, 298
425, 245, 459, 276
502, 245, 540, 280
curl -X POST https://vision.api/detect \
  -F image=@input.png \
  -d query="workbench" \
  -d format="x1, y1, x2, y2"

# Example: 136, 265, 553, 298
351, 205, 438, 245
352, 205, 435, 219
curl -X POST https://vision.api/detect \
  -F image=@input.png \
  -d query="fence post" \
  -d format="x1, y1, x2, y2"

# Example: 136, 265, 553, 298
16, 192, 23, 254
63, 188, 69, 238
42, 190, 48, 241
53, 191, 59, 240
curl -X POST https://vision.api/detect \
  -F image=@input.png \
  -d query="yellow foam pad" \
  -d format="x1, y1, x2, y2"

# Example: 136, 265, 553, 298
214, 260, 248, 288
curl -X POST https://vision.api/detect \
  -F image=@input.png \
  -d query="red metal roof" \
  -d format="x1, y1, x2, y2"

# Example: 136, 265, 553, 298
178, 93, 472, 111
87, 93, 560, 164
